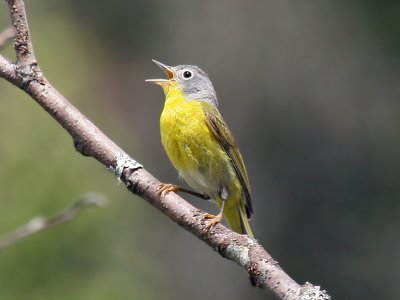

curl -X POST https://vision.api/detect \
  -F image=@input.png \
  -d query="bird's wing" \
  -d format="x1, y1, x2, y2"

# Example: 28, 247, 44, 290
203, 103, 253, 217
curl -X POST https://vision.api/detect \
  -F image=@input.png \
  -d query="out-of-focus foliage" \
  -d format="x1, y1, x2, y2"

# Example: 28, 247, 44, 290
0, 1, 399, 300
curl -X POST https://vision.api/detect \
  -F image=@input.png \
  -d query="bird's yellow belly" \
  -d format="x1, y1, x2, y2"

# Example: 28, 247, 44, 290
160, 100, 237, 199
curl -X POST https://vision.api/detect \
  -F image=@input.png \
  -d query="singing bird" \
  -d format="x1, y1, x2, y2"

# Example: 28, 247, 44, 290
147, 60, 254, 237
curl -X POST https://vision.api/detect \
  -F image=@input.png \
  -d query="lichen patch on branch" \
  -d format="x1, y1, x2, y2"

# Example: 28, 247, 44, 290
114, 152, 143, 182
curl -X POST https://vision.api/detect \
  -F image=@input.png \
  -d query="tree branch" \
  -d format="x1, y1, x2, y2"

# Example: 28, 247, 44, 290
0, 55, 17, 82
0, 193, 107, 249
6, 0, 35, 65
0, 1, 331, 299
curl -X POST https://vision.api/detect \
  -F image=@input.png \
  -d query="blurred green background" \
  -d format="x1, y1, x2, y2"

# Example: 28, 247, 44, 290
1, 1, 400, 299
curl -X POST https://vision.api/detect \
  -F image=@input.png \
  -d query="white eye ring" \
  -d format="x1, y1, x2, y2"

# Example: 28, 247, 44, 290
182, 69, 193, 80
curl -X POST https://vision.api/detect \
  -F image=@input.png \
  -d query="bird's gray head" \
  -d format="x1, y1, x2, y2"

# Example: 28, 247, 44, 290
146, 60, 218, 107
170, 64, 218, 106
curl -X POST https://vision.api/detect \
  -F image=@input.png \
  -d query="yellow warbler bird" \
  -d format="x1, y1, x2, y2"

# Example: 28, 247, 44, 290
147, 60, 254, 237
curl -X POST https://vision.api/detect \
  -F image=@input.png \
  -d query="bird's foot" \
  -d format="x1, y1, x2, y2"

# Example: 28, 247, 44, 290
157, 183, 210, 200
157, 183, 180, 197
203, 212, 223, 231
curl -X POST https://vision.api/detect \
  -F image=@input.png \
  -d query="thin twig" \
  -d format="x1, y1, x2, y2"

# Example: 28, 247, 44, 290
0, 27, 15, 49
0, 1, 331, 299
0, 193, 107, 249
6, 0, 36, 65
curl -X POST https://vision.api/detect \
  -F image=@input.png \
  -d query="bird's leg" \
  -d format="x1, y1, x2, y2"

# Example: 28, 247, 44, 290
204, 187, 227, 230
157, 183, 210, 200
204, 199, 225, 230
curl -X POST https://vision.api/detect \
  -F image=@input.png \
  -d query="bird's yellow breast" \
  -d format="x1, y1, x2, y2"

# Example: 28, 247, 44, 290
160, 84, 236, 197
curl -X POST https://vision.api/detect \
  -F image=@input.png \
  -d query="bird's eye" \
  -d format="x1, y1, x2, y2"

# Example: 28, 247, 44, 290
182, 70, 193, 79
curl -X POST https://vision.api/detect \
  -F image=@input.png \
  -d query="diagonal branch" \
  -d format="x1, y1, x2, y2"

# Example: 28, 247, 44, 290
0, 1, 331, 299
0, 193, 107, 249
0, 55, 17, 82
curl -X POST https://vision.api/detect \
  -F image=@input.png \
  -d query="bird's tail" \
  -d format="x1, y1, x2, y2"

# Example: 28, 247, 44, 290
239, 204, 254, 238
224, 202, 254, 238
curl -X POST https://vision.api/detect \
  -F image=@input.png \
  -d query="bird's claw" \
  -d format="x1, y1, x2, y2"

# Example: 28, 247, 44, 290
157, 183, 180, 197
203, 213, 223, 231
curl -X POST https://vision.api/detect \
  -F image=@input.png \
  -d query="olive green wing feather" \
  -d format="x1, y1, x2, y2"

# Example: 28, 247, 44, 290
203, 103, 253, 218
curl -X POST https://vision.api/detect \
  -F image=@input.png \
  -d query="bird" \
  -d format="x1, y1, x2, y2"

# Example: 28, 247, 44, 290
146, 60, 254, 237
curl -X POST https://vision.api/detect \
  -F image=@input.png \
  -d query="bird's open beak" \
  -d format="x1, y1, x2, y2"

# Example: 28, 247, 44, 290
146, 59, 174, 85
